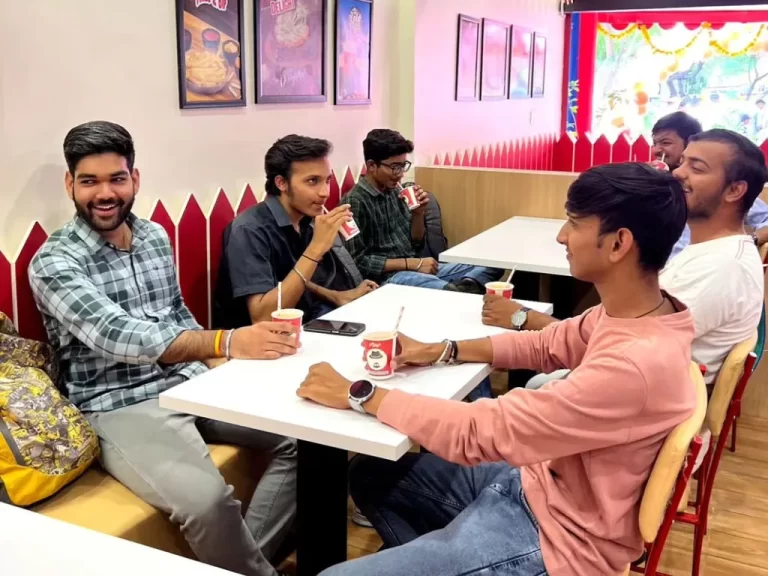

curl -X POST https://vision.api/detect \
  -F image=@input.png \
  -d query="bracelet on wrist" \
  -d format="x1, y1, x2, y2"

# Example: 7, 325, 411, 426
293, 267, 309, 286
434, 340, 452, 365
214, 329, 224, 358
224, 330, 235, 360
302, 253, 320, 264
404, 257, 409, 271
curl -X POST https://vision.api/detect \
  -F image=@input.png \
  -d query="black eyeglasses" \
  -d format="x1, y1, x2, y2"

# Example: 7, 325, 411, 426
379, 160, 412, 175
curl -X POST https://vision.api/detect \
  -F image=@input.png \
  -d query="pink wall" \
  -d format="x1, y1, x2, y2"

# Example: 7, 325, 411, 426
413, 0, 565, 165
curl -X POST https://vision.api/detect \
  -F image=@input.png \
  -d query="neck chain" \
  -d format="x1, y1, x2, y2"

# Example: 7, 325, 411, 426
636, 296, 667, 319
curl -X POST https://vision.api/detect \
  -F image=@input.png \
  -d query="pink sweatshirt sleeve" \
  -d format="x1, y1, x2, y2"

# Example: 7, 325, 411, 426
377, 349, 650, 467
490, 308, 596, 373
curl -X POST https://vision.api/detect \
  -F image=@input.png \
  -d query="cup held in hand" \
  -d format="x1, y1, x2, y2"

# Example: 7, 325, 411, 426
399, 186, 420, 211
362, 331, 397, 379
339, 217, 361, 241
485, 282, 514, 299
271, 309, 304, 346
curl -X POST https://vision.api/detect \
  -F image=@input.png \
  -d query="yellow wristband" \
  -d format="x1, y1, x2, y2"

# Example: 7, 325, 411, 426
214, 330, 224, 358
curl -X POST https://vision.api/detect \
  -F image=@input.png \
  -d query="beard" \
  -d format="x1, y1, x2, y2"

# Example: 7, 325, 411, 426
73, 192, 135, 233
687, 191, 723, 221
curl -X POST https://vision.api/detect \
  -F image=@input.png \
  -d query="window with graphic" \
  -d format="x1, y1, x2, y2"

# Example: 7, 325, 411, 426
593, 22, 768, 143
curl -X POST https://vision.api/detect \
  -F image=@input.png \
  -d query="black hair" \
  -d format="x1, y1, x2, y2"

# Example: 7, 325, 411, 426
652, 112, 703, 145
63, 121, 136, 174
689, 129, 768, 218
363, 129, 414, 164
565, 163, 687, 273
758, 99, 766, 105
264, 134, 332, 196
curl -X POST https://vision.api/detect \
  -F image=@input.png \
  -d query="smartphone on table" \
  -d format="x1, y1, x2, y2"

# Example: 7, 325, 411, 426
303, 319, 366, 337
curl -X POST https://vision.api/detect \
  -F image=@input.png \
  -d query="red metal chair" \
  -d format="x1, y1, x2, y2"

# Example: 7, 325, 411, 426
628, 362, 708, 576
674, 336, 758, 576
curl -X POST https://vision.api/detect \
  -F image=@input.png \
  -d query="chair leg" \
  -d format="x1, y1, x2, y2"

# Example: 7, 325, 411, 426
730, 418, 738, 453
692, 524, 705, 576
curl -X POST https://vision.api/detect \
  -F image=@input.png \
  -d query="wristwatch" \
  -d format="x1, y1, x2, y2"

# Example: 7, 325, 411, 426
511, 307, 531, 331
348, 379, 377, 413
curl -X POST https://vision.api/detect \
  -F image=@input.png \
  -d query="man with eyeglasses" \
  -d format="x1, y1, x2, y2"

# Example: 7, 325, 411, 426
345, 129, 502, 293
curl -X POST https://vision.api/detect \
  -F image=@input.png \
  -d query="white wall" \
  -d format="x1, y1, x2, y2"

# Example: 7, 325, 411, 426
413, 0, 565, 163
0, 0, 411, 255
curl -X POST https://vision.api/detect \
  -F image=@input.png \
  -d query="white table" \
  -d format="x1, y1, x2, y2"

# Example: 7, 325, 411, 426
440, 216, 570, 277
160, 284, 553, 575
0, 502, 235, 575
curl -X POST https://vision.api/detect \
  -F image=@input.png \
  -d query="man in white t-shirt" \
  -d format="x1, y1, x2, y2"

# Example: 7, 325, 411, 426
499, 129, 766, 392
660, 129, 765, 386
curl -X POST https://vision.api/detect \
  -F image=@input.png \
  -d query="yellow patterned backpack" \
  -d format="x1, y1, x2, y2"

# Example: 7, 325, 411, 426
0, 312, 99, 506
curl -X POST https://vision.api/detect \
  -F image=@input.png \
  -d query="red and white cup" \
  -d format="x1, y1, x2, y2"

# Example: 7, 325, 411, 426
339, 217, 360, 241
399, 186, 420, 211
485, 281, 514, 299
649, 159, 670, 172
362, 331, 399, 380
271, 308, 304, 346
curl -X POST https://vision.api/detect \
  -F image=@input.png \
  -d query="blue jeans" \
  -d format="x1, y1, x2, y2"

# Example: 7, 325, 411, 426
386, 263, 502, 290
467, 377, 493, 401
320, 454, 547, 576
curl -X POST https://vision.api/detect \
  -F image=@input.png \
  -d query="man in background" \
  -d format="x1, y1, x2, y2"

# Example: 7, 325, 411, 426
345, 129, 502, 293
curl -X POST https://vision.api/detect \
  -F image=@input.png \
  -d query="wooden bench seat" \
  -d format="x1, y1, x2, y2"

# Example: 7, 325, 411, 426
33, 444, 265, 557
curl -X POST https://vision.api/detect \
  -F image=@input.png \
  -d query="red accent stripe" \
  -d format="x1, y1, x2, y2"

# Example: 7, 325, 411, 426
0, 251, 12, 323
208, 189, 235, 328
178, 196, 210, 329
15, 223, 48, 342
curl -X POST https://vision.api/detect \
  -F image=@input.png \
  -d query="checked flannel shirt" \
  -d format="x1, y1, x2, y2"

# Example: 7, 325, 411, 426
28, 214, 205, 412
345, 177, 425, 282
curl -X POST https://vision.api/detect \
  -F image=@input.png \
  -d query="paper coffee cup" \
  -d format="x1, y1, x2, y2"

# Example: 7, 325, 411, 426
649, 159, 670, 172
271, 308, 304, 346
362, 331, 397, 380
339, 217, 360, 241
399, 186, 419, 211
485, 282, 514, 299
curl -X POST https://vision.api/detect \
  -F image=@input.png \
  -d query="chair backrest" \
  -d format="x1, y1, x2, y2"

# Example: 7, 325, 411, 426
638, 361, 708, 543
707, 333, 758, 437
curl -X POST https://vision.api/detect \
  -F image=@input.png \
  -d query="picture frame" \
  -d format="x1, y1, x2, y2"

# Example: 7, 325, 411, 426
455, 14, 481, 102
335, 0, 373, 106
532, 33, 547, 98
176, 0, 247, 109
509, 25, 533, 99
255, 0, 328, 104
480, 19, 510, 101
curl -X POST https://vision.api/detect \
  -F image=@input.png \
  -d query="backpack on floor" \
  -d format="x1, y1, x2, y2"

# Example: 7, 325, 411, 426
0, 312, 99, 506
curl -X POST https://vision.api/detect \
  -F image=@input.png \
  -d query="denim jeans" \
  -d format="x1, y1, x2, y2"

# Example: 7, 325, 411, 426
385, 263, 502, 290
320, 453, 547, 576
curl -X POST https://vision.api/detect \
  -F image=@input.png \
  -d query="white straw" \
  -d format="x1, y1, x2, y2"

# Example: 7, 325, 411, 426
505, 267, 517, 282
661, 153, 666, 163
392, 306, 404, 354
277, 282, 282, 311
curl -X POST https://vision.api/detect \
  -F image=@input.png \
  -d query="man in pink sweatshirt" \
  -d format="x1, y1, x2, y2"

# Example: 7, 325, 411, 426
297, 163, 697, 576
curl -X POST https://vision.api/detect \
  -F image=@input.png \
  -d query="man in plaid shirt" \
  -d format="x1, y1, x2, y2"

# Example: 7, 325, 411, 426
344, 129, 501, 293
29, 121, 297, 576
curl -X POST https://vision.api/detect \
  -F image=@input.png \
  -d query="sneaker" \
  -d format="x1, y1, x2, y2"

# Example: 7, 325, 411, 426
351, 506, 373, 528
451, 278, 485, 295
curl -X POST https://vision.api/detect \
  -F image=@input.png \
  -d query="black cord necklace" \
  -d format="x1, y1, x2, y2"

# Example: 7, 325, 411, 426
636, 296, 667, 319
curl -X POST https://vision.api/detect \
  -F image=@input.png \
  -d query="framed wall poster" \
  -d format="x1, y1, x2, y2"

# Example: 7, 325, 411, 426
335, 0, 373, 105
480, 19, 510, 101
532, 33, 547, 98
255, 0, 327, 104
509, 25, 533, 99
455, 14, 481, 102
176, 0, 246, 109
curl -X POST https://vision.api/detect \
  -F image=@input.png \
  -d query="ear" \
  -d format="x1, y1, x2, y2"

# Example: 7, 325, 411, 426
275, 175, 289, 194
131, 168, 141, 196
365, 160, 377, 172
724, 180, 747, 209
65, 172, 74, 200
608, 228, 634, 264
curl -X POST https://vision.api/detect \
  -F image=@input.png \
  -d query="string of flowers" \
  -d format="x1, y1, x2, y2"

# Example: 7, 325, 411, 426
598, 21, 767, 58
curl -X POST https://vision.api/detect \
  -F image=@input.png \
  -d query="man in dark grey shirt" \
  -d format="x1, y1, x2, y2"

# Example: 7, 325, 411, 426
214, 135, 377, 329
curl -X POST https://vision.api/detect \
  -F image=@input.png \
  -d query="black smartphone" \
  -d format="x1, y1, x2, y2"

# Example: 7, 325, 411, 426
303, 319, 366, 337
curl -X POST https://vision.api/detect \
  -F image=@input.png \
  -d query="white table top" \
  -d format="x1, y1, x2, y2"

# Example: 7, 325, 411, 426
440, 216, 571, 277
0, 503, 235, 575
160, 285, 553, 461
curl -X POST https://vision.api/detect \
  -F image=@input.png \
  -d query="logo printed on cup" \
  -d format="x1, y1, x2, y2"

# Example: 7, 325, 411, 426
649, 160, 670, 172
362, 331, 397, 379
399, 186, 420, 211
485, 282, 514, 299
340, 217, 360, 241
271, 308, 304, 346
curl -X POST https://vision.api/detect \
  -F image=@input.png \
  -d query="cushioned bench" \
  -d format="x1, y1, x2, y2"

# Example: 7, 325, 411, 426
33, 444, 264, 557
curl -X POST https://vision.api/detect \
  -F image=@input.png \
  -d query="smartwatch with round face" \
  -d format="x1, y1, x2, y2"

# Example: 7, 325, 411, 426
511, 307, 531, 331
348, 380, 376, 413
